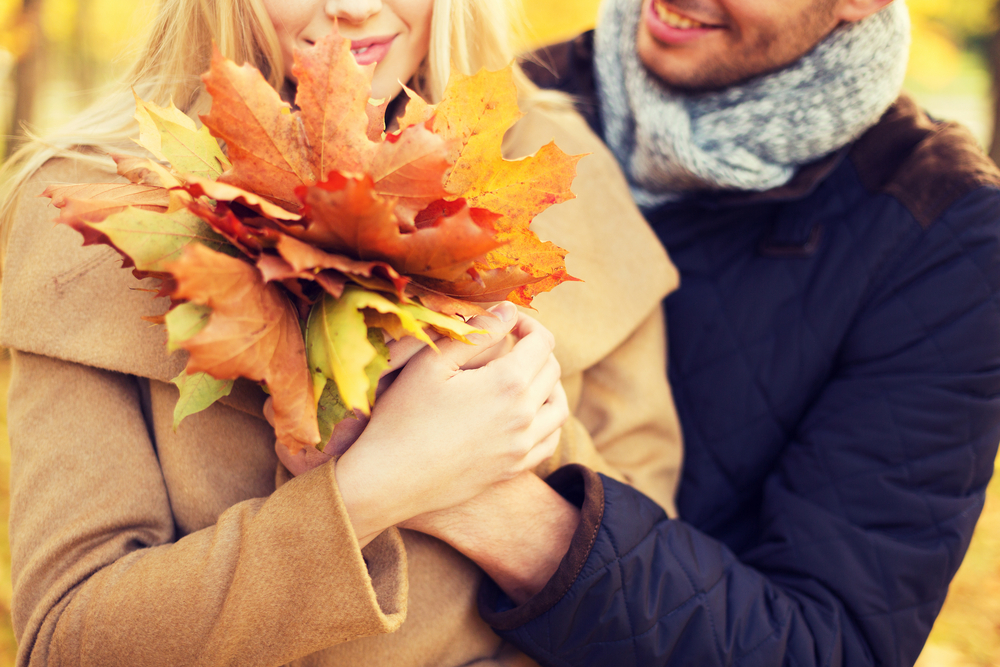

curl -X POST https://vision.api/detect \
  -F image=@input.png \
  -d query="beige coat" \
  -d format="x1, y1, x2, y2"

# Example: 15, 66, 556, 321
1, 106, 681, 667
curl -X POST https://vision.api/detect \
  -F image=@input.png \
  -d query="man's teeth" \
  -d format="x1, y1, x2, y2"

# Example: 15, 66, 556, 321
351, 46, 372, 55
652, 0, 707, 29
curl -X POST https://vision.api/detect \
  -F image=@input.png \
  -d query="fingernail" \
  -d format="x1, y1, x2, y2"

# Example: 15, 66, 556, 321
488, 302, 516, 322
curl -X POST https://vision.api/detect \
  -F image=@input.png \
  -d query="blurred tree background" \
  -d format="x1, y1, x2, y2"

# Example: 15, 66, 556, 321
0, 0, 998, 665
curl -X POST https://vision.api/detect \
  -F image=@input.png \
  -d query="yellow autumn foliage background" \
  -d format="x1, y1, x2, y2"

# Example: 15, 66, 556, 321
0, 0, 998, 665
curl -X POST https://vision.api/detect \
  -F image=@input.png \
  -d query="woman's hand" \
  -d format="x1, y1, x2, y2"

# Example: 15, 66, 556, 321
326, 302, 567, 544
268, 306, 519, 475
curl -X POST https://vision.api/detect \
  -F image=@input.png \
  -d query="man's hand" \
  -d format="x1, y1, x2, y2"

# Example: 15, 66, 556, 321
402, 472, 581, 604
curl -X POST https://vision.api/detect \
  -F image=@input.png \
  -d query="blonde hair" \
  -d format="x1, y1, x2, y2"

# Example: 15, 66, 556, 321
0, 0, 554, 271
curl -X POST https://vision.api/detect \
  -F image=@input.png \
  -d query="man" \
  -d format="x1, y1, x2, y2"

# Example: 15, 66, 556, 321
407, 0, 1000, 665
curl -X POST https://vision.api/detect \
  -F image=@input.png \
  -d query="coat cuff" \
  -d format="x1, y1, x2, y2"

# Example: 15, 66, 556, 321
478, 464, 605, 631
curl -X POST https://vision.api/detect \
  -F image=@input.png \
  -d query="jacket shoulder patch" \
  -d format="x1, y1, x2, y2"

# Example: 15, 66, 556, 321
851, 95, 1000, 228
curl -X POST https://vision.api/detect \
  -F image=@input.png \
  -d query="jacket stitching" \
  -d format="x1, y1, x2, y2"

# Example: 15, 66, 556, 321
934, 194, 1000, 348
664, 533, 729, 665
884, 302, 959, 545
550, 559, 728, 652
731, 614, 787, 667
572, 517, 669, 588
518, 626, 574, 667
604, 524, 642, 666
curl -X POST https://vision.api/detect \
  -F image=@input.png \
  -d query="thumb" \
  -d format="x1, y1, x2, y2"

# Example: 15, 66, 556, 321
417, 302, 518, 373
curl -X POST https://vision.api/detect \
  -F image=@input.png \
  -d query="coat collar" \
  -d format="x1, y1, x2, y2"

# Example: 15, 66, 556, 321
1, 158, 267, 420
504, 105, 677, 376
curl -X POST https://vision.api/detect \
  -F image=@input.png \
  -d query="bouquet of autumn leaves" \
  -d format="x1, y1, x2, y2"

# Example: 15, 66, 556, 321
43, 32, 583, 454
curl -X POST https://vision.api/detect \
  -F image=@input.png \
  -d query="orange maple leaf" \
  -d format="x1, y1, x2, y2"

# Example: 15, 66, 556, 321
293, 32, 378, 178
169, 244, 319, 452
400, 68, 584, 305
201, 50, 314, 209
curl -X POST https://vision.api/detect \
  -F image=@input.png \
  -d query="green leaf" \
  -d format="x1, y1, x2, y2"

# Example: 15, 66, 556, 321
171, 371, 234, 429
310, 329, 387, 446
91, 207, 230, 273
160, 123, 232, 179
135, 95, 232, 178
165, 302, 212, 352
315, 376, 350, 449
306, 286, 469, 414
306, 287, 379, 413
357, 290, 438, 347
365, 327, 390, 405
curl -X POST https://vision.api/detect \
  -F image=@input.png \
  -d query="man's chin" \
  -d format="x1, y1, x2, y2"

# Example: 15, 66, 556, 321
636, 32, 736, 93
636, 53, 733, 94
636, 47, 802, 94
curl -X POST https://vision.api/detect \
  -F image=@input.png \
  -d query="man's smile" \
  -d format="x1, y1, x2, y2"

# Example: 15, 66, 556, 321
645, 0, 725, 46
651, 0, 712, 29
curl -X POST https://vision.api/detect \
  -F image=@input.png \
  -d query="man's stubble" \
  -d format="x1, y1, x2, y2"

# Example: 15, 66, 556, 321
638, 0, 843, 93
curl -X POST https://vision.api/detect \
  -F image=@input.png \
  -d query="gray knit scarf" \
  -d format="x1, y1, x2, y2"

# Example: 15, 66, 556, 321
595, 0, 911, 207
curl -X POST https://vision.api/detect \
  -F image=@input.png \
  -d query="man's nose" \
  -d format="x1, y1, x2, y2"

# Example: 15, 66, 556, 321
324, 0, 381, 24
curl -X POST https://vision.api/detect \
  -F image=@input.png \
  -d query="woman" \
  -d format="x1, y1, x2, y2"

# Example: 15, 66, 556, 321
0, 0, 681, 664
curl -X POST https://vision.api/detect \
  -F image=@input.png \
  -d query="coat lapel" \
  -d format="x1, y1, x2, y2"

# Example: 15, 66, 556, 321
1, 158, 267, 420
504, 105, 677, 376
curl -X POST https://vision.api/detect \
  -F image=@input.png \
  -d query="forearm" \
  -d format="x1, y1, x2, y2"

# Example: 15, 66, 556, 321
54, 479, 402, 665
409, 472, 580, 604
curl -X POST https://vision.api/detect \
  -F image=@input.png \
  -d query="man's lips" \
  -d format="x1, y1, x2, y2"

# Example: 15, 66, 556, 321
646, 0, 724, 44
349, 35, 396, 66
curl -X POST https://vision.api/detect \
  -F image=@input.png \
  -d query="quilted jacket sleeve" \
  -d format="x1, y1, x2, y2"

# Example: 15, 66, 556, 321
480, 187, 1000, 667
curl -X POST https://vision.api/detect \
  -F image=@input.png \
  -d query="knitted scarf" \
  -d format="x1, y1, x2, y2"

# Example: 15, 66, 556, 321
595, 0, 911, 207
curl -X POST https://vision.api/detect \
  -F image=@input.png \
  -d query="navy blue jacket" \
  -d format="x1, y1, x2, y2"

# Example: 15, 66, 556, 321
480, 34, 1000, 666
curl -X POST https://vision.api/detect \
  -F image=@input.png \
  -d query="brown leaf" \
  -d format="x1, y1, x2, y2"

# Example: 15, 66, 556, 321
168, 244, 319, 452
293, 32, 378, 179
186, 200, 282, 257
112, 155, 179, 188
183, 178, 303, 221
370, 123, 451, 224
299, 173, 501, 281
275, 234, 410, 294
201, 46, 314, 209
45, 183, 170, 219
415, 265, 546, 303
405, 285, 490, 318
257, 253, 350, 300
366, 97, 390, 141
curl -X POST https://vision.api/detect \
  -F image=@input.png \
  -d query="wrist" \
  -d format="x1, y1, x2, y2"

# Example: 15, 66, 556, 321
334, 442, 408, 546
431, 473, 581, 604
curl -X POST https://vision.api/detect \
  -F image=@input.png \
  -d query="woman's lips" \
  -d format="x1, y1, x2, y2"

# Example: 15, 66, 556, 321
350, 35, 396, 66
645, 0, 723, 44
